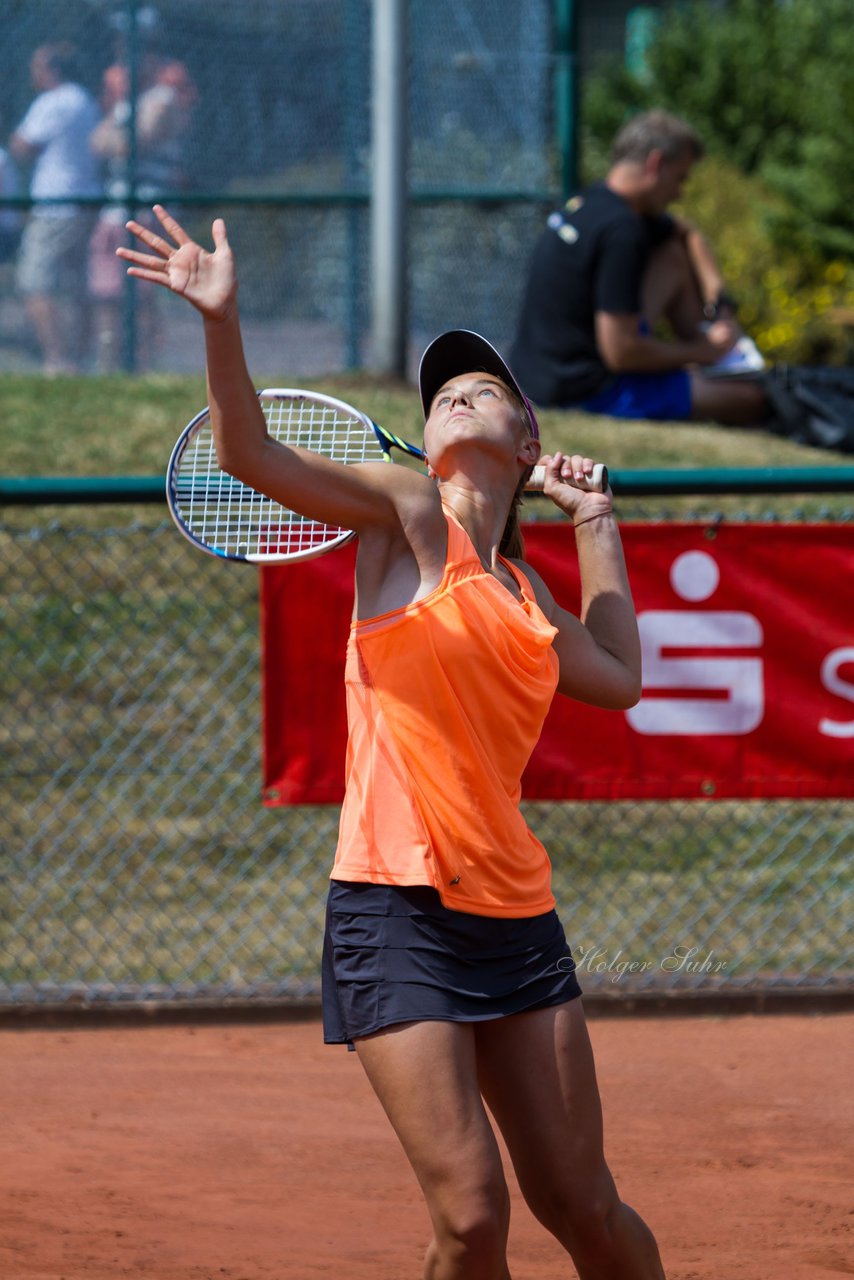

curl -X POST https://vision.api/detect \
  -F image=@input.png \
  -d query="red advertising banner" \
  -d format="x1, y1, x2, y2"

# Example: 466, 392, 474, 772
260, 524, 854, 803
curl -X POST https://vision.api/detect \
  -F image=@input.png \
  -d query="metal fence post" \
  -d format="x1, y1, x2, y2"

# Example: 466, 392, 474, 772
554, 0, 580, 199
121, 0, 140, 374
370, 0, 408, 377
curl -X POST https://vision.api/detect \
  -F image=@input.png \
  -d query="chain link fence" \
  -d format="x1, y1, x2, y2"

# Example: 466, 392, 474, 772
0, 0, 561, 378
1, 502, 851, 1011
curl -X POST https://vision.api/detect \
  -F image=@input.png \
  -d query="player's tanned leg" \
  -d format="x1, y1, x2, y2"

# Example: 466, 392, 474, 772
476, 1000, 666, 1279
355, 1021, 514, 1279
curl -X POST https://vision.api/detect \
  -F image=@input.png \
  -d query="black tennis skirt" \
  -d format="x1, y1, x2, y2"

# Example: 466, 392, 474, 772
322, 879, 582, 1045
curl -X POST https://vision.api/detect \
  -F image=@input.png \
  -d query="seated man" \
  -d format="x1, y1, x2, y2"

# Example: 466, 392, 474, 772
510, 110, 767, 427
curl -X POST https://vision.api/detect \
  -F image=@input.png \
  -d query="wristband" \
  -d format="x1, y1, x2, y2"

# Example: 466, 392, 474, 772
573, 510, 613, 530
703, 291, 738, 320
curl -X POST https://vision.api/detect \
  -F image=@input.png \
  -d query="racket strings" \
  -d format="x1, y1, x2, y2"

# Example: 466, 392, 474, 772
172, 395, 386, 559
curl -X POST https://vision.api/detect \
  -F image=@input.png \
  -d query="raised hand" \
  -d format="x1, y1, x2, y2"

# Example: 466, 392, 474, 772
539, 451, 613, 522
116, 204, 236, 322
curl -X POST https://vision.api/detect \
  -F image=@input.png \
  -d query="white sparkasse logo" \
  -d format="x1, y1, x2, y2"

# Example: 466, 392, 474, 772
628, 550, 764, 736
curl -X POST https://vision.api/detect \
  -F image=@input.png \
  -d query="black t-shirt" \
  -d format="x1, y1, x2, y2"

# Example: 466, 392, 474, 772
510, 183, 675, 406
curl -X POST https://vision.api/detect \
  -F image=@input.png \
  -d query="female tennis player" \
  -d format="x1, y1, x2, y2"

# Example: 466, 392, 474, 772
119, 206, 665, 1280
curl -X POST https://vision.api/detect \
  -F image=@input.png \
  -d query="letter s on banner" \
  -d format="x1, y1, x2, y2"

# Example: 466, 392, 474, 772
627, 612, 764, 736
820, 647, 854, 739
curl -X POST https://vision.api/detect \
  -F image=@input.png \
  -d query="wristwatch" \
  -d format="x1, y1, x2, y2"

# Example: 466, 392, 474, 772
703, 292, 738, 320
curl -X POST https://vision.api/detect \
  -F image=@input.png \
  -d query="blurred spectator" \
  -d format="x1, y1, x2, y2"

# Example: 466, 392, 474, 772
0, 128, 25, 264
89, 50, 197, 370
510, 110, 767, 428
10, 43, 101, 375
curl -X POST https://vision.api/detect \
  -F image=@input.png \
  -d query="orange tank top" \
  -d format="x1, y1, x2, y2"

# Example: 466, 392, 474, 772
330, 508, 560, 917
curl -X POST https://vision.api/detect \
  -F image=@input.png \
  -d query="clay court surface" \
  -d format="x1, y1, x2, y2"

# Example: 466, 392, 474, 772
1, 1010, 851, 1280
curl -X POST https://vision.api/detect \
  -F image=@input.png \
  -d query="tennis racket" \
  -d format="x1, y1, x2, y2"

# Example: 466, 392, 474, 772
167, 388, 608, 564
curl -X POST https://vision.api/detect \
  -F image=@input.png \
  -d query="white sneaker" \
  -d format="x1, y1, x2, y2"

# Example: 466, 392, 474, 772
706, 334, 766, 377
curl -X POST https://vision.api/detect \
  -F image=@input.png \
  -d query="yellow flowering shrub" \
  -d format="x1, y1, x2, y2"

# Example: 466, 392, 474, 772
680, 156, 854, 364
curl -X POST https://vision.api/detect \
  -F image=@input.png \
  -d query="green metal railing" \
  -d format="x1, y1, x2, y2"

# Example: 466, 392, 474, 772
3, 468, 854, 507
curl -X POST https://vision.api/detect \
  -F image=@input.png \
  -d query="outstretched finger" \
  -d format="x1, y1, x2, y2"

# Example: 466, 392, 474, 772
116, 245, 168, 271
124, 265, 174, 288
124, 218, 175, 257
151, 203, 192, 245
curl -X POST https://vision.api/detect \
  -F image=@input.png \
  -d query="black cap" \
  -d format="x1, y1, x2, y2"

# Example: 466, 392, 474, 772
418, 329, 539, 438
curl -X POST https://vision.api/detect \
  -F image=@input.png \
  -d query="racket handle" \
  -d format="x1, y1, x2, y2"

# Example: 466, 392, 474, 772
526, 462, 608, 493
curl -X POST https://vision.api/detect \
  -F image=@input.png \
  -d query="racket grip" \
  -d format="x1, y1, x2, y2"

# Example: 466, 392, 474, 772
526, 462, 608, 493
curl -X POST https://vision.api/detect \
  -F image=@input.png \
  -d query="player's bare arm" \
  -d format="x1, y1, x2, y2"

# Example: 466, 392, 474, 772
119, 207, 440, 541
521, 452, 641, 708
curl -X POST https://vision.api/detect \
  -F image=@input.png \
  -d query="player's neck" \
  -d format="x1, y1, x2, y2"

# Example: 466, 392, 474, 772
440, 483, 512, 568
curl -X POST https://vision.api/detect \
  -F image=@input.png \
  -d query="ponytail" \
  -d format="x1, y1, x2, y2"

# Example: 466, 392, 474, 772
499, 465, 534, 560
499, 389, 537, 560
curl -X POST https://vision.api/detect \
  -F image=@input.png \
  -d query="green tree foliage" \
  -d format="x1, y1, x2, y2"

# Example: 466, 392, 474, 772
582, 0, 854, 259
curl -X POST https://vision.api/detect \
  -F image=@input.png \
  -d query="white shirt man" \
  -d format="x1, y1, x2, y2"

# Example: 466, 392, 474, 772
11, 43, 102, 373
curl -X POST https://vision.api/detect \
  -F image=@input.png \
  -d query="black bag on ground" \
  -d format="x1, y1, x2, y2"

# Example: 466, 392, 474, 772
763, 365, 854, 452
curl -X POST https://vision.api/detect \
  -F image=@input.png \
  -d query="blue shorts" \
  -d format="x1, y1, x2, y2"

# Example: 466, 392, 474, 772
322, 880, 582, 1046
581, 370, 692, 421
